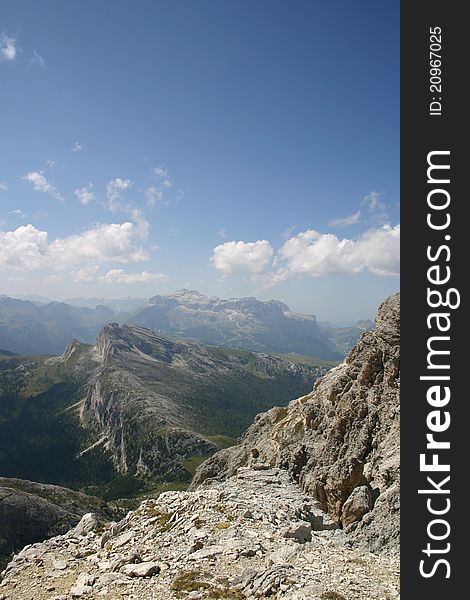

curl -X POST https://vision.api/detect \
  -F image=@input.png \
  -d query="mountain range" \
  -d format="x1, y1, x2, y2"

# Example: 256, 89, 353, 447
0, 295, 114, 355
0, 323, 330, 498
0, 293, 400, 599
0, 290, 373, 359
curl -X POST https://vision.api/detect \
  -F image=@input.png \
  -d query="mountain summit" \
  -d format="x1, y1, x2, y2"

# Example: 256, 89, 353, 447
0, 291, 372, 359
0, 323, 330, 494
80, 323, 328, 482
128, 290, 344, 359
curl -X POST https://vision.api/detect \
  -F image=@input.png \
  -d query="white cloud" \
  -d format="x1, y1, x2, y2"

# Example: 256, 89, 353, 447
49, 222, 148, 269
153, 165, 172, 190
46, 160, 56, 168
43, 274, 62, 285
71, 266, 100, 282
75, 183, 95, 205
0, 182, 7, 190
146, 186, 163, 208
129, 208, 150, 238
0, 222, 148, 272
105, 177, 132, 213
211, 240, 273, 275
349, 225, 400, 276
328, 191, 392, 229
0, 224, 49, 270
329, 210, 361, 227
0, 33, 17, 61
281, 226, 296, 241
23, 171, 64, 202
29, 49, 45, 67
273, 225, 400, 280
154, 165, 168, 177
101, 269, 166, 284
217, 228, 227, 239
362, 191, 382, 211
71, 142, 83, 152
103, 179, 150, 237
10, 209, 26, 218
361, 191, 389, 224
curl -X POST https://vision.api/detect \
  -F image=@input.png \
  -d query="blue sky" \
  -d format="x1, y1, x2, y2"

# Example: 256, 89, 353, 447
0, 0, 399, 321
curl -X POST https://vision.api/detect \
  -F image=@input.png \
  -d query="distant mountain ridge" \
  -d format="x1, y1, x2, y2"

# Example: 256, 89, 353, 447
129, 289, 366, 359
64, 296, 147, 313
0, 291, 373, 358
0, 296, 113, 355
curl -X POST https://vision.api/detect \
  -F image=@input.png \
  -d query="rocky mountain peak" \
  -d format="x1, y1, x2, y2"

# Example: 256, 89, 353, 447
57, 338, 82, 362
95, 322, 184, 367
172, 288, 204, 297
352, 319, 375, 330
95, 322, 129, 363
78, 322, 328, 480
373, 292, 399, 345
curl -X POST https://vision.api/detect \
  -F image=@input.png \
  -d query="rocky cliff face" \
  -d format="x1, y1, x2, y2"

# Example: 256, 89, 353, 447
0, 478, 117, 557
0, 468, 399, 600
80, 324, 328, 482
191, 294, 400, 553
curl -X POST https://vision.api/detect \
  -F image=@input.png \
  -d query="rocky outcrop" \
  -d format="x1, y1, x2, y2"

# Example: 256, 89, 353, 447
0, 478, 118, 557
0, 468, 399, 599
324, 319, 375, 357
191, 294, 400, 553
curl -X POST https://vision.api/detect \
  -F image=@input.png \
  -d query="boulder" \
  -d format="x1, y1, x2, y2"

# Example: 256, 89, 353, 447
341, 486, 374, 528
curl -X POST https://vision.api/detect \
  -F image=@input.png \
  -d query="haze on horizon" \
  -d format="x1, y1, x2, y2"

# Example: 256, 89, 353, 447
0, 0, 399, 322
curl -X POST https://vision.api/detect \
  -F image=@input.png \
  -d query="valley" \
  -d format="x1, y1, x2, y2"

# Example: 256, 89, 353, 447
0, 324, 330, 501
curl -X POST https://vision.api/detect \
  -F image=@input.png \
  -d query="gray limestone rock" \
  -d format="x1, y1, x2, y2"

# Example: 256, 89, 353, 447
73, 513, 99, 537
341, 486, 373, 528
0, 467, 399, 600
280, 522, 312, 543
0, 478, 117, 556
192, 294, 400, 553
120, 561, 160, 577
